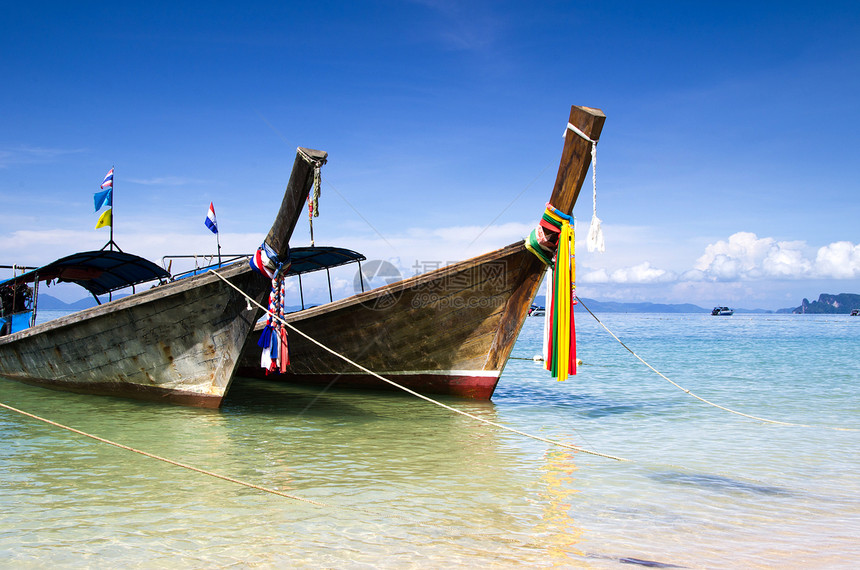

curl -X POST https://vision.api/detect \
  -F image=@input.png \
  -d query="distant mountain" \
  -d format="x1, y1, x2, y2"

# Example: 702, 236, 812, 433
574, 298, 709, 313
35, 294, 110, 310
778, 293, 860, 314
532, 295, 771, 314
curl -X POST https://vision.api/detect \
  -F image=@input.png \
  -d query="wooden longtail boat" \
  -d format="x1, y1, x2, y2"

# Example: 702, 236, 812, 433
0, 148, 327, 407
237, 105, 605, 399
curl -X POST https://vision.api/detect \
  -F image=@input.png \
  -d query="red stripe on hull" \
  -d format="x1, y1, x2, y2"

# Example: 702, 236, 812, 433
236, 369, 500, 400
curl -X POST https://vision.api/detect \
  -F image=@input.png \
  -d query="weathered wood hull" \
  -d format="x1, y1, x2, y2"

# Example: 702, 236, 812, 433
237, 242, 546, 399
237, 105, 606, 399
0, 262, 267, 407
0, 147, 327, 407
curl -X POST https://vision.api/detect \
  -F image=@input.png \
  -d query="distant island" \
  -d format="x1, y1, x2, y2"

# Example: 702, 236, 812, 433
776, 293, 860, 314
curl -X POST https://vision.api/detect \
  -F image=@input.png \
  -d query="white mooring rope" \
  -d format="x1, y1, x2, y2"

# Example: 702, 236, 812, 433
575, 297, 859, 432
212, 270, 626, 461
0, 401, 330, 506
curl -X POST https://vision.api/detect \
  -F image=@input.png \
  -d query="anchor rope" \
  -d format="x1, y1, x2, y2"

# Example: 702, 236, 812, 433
212, 270, 627, 461
0, 401, 330, 506
575, 297, 859, 432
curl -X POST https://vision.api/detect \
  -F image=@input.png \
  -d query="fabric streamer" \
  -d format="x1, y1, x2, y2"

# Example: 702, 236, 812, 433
257, 275, 290, 374
251, 242, 292, 373
526, 203, 577, 381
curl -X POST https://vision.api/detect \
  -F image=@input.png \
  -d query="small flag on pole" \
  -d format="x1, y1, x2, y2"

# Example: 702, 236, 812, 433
100, 168, 114, 189
94, 187, 112, 211
205, 202, 218, 234
95, 208, 112, 229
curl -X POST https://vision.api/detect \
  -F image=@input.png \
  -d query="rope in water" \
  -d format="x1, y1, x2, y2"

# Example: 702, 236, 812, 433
212, 270, 627, 462
575, 297, 859, 432
0, 401, 330, 506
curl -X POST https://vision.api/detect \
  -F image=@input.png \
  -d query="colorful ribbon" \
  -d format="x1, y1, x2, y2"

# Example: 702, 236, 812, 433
527, 203, 577, 381
252, 242, 291, 373
258, 274, 290, 374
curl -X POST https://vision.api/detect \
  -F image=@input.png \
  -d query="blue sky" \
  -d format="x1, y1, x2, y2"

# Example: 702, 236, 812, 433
2, 1, 859, 310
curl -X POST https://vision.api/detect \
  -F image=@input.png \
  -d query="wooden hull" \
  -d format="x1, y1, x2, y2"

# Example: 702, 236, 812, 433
237, 105, 606, 400
0, 146, 327, 407
0, 262, 267, 407
237, 243, 546, 399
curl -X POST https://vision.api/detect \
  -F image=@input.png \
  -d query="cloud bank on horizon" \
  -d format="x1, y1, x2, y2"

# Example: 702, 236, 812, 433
6, 219, 853, 311
581, 231, 860, 284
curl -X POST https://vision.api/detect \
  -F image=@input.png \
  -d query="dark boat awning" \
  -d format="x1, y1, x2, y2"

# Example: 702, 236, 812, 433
1, 250, 170, 296
286, 246, 366, 276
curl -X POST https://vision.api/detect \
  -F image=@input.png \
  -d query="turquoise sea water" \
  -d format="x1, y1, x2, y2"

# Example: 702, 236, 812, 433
1, 311, 858, 568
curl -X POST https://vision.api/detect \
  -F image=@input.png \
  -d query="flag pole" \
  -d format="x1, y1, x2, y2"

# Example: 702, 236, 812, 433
109, 165, 115, 251
216, 227, 222, 266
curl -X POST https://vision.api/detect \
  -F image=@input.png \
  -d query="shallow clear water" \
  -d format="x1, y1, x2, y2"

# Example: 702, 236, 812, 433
1, 312, 858, 568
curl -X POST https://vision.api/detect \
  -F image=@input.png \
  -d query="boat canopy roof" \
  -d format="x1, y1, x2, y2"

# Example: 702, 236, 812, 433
1, 250, 170, 296
286, 246, 366, 276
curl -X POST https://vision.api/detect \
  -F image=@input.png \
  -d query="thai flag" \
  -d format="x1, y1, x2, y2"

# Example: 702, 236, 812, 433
205, 202, 218, 234
100, 168, 114, 189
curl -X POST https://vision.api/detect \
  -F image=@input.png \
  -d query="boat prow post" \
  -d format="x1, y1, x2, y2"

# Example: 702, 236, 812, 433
263, 147, 328, 262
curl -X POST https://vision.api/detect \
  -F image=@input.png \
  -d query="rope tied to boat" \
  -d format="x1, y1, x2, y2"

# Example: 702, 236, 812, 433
566, 122, 604, 253
211, 270, 626, 461
0, 401, 330, 506
298, 147, 326, 246
574, 297, 860, 432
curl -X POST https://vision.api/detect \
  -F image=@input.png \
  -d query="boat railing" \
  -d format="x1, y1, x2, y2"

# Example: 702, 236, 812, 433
162, 248, 367, 311
162, 254, 250, 281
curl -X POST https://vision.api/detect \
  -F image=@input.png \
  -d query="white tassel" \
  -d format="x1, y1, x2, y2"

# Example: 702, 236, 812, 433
260, 344, 272, 369
587, 215, 605, 253
567, 122, 605, 254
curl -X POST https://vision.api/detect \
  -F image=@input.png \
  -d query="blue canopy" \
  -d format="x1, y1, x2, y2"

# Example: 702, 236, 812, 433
286, 246, 365, 276
2, 250, 170, 296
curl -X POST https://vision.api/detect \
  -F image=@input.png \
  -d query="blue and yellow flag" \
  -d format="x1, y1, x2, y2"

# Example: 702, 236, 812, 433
94, 187, 112, 211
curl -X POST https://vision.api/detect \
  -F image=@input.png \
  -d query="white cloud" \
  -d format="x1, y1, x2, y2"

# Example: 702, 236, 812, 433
126, 176, 207, 186
687, 232, 860, 281
0, 145, 86, 168
813, 241, 860, 279
576, 231, 860, 290
691, 232, 815, 280
581, 262, 674, 284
